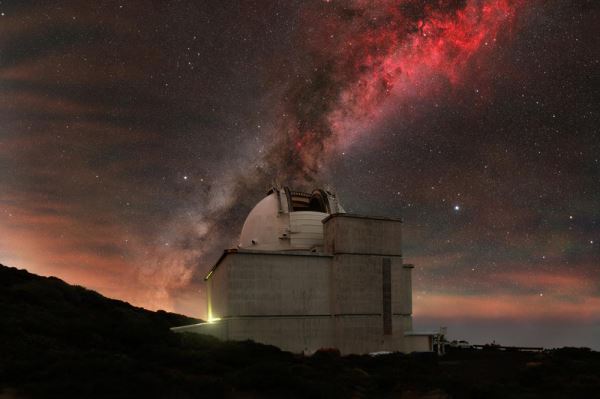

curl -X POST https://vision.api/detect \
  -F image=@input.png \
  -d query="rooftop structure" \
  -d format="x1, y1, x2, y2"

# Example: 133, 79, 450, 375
238, 187, 344, 251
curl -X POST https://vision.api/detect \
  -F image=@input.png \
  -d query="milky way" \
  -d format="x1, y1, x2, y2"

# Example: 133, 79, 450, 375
266, 0, 521, 181
0, 0, 598, 348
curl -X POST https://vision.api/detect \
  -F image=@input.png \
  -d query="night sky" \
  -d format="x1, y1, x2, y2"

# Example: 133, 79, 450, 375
1, 0, 599, 349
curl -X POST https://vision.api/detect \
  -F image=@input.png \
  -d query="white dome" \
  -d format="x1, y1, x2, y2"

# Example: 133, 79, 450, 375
239, 187, 343, 251
239, 192, 289, 250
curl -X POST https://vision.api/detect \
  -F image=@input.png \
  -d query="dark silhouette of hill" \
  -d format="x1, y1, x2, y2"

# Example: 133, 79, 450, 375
1, 263, 599, 398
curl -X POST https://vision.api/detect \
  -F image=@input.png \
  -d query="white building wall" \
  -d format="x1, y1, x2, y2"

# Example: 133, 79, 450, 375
331, 254, 382, 315
404, 335, 433, 352
392, 262, 413, 316
210, 257, 229, 320
210, 251, 332, 318
334, 316, 387, 354
323, 214, 403, 256
323, 215, 417, 353
188, 214, 432, 355
289, 211, 328, 249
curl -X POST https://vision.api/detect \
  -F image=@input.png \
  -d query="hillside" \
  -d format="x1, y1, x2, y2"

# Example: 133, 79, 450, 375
1, 263, 599, 398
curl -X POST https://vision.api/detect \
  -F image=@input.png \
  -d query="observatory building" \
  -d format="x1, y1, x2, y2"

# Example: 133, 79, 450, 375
173, 186, 434, 354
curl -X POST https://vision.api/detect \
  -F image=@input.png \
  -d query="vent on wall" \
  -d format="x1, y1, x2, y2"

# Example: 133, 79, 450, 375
382, 258, 392, 335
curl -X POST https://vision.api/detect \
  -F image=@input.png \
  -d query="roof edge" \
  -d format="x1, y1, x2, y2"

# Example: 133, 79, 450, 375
322, 213, 403, 224
204, 249, 238, 281
204, 248, 333, 281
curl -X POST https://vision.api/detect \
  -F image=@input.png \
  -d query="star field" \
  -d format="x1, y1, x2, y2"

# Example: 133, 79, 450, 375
0, 0, 598, 348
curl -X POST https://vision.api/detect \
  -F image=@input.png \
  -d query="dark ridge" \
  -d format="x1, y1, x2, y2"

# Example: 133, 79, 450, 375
1, 263, 599, 398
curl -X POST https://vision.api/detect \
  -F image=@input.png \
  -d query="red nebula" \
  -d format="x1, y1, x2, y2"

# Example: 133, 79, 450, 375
275, 0, 523, 181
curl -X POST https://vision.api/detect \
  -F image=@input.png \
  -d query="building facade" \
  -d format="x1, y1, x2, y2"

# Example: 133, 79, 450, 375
173, 187, 433, 354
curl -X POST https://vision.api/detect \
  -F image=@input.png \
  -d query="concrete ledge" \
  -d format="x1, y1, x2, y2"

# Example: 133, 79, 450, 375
322, 213, 403, 223
171, 321, 226, 340
205, 248, 332, 280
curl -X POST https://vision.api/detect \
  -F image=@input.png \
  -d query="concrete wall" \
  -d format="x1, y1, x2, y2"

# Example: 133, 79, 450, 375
290, 211, 327, 249
210, 257, 229, 320
331, 254, 383, 315
210, 251, 332, 318
324, 215, 412, 353
323, 214, 403, 256
404, 335, 433, 353
392, 263, 413, 316
334, 316, 386, 354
